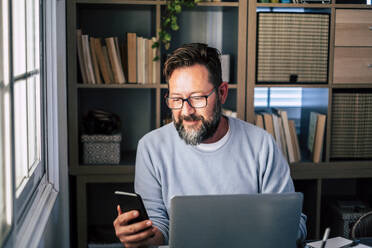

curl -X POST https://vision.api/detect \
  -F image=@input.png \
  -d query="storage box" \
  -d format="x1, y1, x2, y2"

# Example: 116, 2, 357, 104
82, 134, 121, 164
329, 201, 371, 238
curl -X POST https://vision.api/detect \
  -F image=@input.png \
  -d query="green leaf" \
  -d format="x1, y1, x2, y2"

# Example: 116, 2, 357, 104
164, 17, 171, 25
171, 15, 177, 24
174, 4, 181, 13
171, 23, 179, 31
164, 33, 171, 41
152, 42, 159, 48
153, 56, 159, 61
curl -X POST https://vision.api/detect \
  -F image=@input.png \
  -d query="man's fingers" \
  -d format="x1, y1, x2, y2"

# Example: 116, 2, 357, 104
118, 219, 152, 236
121, 226, 155, 244
116, 210, 139, 225
117, 205, 122, 216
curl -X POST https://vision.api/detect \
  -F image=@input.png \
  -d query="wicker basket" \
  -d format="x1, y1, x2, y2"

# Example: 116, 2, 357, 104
82, 134, 121, 165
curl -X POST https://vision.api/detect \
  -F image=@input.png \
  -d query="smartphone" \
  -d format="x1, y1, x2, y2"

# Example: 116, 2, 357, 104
114, 191, 149, 224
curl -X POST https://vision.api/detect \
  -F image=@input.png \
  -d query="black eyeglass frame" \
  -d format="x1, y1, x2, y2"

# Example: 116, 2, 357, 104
165, 88, 216, 110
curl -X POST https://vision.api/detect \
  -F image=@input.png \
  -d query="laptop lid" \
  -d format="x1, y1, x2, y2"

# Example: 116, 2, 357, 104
169, 192, 303, 248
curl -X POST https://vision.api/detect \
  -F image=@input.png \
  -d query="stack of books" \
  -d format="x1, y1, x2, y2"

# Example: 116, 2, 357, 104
255, 109, 327, 163
307, 112, 327, 163
331, 92, 372, 159
255, 109, 302, 163
76, 30, 160, 85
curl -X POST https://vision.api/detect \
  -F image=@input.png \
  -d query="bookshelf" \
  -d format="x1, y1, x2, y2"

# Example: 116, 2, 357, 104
248, 0, 372, 240
67, 0, 372, 247
67, 0, 247, 247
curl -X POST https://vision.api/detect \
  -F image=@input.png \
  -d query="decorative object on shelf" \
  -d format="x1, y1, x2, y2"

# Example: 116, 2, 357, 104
82, 110, 122, 164
82, 134, 122, 165
256, 12, 330, 84
153, 0, 201, 56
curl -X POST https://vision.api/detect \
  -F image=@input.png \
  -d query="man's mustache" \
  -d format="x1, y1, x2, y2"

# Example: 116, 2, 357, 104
180, 114, 203, 122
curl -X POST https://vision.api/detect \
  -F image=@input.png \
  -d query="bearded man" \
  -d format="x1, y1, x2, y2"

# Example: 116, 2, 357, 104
113, 43, 307, 248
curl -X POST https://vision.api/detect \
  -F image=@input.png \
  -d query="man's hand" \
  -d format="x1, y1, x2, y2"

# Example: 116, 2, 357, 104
113, 205, 164, 248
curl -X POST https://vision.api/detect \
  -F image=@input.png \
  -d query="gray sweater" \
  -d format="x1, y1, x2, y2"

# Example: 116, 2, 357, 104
135, 117, 307, 244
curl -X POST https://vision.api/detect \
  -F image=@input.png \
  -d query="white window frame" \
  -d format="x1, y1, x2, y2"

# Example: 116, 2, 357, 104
2, 0, 68, 247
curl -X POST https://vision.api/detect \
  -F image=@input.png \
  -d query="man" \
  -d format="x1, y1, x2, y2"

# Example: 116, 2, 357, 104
113, 43, 307, 248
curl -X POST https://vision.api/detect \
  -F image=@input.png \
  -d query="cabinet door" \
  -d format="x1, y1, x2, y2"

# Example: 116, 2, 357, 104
335, 9, 372, 47
333, 47, 372, 84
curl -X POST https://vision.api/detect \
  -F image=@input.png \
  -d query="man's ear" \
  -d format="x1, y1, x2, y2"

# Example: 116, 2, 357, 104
218, 82, 229, 104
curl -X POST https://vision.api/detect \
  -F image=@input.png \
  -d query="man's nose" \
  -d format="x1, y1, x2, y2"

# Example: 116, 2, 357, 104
181, 99, 195, 116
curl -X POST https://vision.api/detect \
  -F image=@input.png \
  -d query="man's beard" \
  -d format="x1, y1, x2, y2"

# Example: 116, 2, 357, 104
173, 98, 222, 146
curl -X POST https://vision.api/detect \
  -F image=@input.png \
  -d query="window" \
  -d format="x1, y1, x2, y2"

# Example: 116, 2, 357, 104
0, 0, 56, 246
254, 87, 303, 108
0, 0, 12, 243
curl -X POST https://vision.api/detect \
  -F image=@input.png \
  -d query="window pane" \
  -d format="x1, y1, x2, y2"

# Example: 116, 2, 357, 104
34, 0, 40, 70
12, 0, 27, 77
14, 80, 28, 189
27, 76, 36, 171
26, 0, 35, 72
27, 74, 41, 174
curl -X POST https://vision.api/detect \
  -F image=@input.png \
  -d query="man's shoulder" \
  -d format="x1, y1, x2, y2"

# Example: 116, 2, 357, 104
139, 122, 176, 145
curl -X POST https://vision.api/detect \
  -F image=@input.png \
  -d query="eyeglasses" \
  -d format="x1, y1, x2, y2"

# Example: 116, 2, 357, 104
165, 88, 216, 110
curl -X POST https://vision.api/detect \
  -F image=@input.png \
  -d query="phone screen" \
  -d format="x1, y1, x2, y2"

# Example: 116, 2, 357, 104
114, 191, 149, 224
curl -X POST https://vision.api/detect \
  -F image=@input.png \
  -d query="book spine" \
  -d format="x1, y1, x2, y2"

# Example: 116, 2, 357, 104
82, 34, 96, 84
76, 29, 88, 84
89, 37, 102, 84
94, 39, 111, 84
102, 46, 114, 84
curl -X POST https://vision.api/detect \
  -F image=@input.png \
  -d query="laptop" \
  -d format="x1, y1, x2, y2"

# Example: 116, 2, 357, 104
167, 192, 303, 248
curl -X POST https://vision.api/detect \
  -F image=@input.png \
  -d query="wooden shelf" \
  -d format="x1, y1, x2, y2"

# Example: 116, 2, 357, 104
332, 84, 372, 89
159, 83, 238, 89
256, 3, 332, 8
77, 0, 239, 7
77, 0, 160, 5
255, 84, 329, 88
334, 4, 372, 9
290, 161, 372, 180
70, 165, 135, 176
77, 83, 160, 89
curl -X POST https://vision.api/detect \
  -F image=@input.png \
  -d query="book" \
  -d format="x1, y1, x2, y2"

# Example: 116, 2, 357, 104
94, 39, 112, 84
313, 113, 326, 163
278, 110, 295, 163
289, 120, 301, 162
102, 46, 114, 84
272, 114, 283, 152
308, 112, 318, 153
114, 37, 126, 83
278, 116, 288, 160
76, 29, 88, 84
137, 36, 143, 84
255, 114, 264, 129
127, 32, 137, 83
262, 113, 275, 139
89, 37, 102, 84
144, 38, 149, 84
147, 38, 153, 84
81, 34, 96, 84
152, 37, 158, 84
307, 236, 353, 248
221, 54, 230, 83
105, 37, 125, 84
